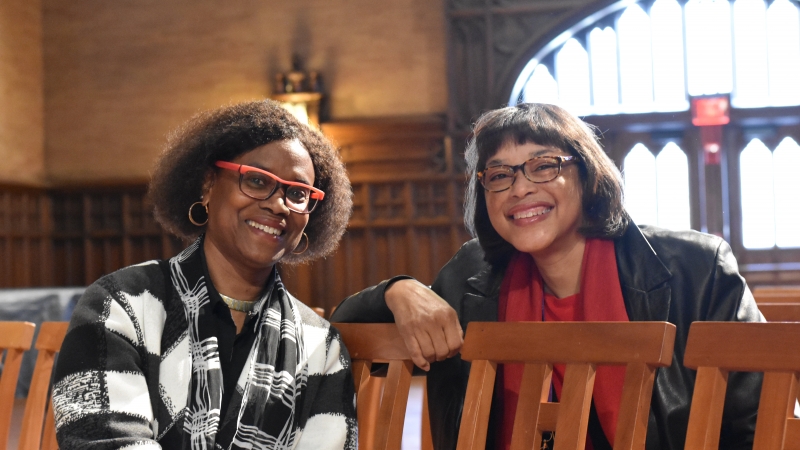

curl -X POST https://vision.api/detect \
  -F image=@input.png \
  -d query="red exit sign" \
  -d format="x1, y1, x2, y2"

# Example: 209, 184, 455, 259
691, 95, 730, 127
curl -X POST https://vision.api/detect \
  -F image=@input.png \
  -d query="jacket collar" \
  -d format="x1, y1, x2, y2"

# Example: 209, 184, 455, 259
614, 222, 672, 292
614, 222, 673, 322
462, 249, 504, 324
466, 264, 500, 296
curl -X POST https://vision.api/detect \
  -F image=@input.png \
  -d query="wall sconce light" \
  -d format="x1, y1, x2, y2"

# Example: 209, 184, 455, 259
273, 91, 322, 129
272, 57, 323, 129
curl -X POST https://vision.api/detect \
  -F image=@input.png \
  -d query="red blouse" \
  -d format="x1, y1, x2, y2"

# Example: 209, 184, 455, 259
496, 238, 629, 450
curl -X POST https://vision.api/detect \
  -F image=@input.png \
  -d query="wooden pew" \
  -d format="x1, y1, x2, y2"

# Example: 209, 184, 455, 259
754, 287, 800, 322
336, 323, 431, 450
684, 322, 800, 449
455, 322, 676, 450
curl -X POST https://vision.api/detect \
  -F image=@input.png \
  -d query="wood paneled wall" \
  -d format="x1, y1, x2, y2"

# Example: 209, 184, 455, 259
0, 117, 472, 312
281, 171, 471, 313
48, 187, 185, 286
0, 179, 468, 311
322, 117, 450, 175
0, 183, 184, 288
0, 185, 51, 287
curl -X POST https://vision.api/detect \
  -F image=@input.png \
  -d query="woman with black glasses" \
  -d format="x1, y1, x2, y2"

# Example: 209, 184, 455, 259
53, 101, 356, 450
332, 103, 762, 450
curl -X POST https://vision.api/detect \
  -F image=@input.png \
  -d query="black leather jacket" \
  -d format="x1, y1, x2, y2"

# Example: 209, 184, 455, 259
332, 223, 763, 450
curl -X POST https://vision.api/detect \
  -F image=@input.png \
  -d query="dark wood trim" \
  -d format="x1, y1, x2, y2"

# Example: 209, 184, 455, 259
449, 1, 591, 18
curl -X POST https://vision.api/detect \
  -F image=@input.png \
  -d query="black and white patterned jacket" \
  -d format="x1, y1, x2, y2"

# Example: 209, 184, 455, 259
52, 240, 357, 450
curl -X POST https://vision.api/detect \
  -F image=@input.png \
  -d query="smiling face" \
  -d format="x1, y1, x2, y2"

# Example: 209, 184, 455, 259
203, 139, 315, 272
484, 140, 584, 259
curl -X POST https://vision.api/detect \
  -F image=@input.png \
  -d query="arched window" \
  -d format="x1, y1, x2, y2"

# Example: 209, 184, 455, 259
740, 139, 776, 248
556, 39, 591, 115
651, 0, 686, 108
685, 0, 734, 97
618, 4, 654, 112
510, 0, 800, 112
589, 27, 619, 114
773, 137, 800, 247
624, 144, 658, 225
523, 65, 558, 104
741, 137, 800, 249
624, 143, 691, 230
509, 0, 800, 270
655, 143, 691, 230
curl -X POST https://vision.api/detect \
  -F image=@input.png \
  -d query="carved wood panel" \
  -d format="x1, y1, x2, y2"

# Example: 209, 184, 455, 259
280, 174, 471, 313
0, 185, 51, 287
446, 0, 604, 134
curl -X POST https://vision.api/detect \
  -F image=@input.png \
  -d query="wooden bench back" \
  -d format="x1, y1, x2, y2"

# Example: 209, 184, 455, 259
335, 323, 415, 450
684, 322, 800, 450
757, 303, 800, 322
456, 322, 676, 450
0, 321, 36, 448
753, 287, 800, 321
18, 322, 69, 450
753, 287, 800, 304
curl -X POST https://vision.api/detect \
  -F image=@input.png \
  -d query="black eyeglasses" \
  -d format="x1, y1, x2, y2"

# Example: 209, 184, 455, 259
215, 161, 325, 214
477, 155, 577, 192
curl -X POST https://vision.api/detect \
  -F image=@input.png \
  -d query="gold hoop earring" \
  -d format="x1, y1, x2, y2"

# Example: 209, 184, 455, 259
188, 201, 209, 226
292, 233, 309, 254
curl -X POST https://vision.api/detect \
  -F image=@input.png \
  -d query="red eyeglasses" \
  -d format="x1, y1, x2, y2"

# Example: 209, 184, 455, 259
215, 161, 325, 214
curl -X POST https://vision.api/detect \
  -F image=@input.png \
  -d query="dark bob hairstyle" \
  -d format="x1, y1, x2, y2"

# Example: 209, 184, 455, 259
464, 103, 629, 267
148, 100, 352, 265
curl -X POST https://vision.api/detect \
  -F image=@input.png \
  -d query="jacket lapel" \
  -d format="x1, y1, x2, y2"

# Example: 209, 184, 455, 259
615, 223, 673, 322
462, 265, 503, 324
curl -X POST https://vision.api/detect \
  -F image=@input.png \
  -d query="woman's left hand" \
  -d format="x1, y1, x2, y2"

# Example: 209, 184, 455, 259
385, 279, 464, 371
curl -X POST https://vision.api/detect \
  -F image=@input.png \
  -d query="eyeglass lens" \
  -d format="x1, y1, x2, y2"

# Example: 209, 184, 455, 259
481, 157, 563, 191
240, 171, 317, 213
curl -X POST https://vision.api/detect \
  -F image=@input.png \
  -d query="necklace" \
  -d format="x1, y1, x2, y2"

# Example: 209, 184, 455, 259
220, 293, 258, 315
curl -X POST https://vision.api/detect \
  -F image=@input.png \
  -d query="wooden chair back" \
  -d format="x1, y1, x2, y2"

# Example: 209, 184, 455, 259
753, 287, 800, 304
18, 322, 69, 450
753, 287, 800, 322
456, 322, 676, 450
0, 321, 36, 449
335, 323, 415, 450
684, 322, 800, 450
757, 303, 800, 322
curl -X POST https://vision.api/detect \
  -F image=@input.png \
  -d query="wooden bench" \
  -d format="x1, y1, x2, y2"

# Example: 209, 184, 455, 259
455, 322, 676, 450
684, 322, 800, 450
753, 287, 800, 321
336, 323, 432, 450
0, 322, 36, 449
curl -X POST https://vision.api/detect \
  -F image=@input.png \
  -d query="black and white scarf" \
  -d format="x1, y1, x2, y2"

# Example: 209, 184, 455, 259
170, 239, 308, 450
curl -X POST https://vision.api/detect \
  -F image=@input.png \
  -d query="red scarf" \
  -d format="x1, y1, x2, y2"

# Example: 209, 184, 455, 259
496, 238, 629, 450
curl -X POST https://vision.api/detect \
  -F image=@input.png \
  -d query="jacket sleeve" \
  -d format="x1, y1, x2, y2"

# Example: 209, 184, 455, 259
330, 276, 412, 323
295, 324, 358, 450
52, 277, 161, 450
708, 240, 763, 450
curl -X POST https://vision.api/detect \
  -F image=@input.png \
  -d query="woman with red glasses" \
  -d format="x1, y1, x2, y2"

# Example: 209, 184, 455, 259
53, 101, 356, 450
332, 103, 762, 450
